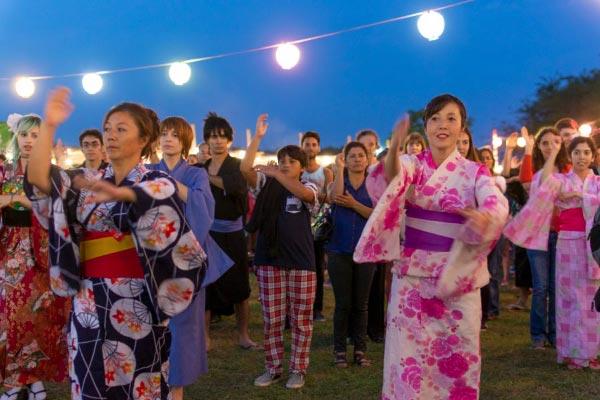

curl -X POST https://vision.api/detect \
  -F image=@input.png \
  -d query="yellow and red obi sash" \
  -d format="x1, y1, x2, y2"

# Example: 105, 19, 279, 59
80, 231, 144, 278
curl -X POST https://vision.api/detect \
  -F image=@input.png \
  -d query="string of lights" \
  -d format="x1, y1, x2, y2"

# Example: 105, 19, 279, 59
5, 0, 475, 99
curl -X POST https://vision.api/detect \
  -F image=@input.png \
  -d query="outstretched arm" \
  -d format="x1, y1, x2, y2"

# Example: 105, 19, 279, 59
384, 116, 409, 183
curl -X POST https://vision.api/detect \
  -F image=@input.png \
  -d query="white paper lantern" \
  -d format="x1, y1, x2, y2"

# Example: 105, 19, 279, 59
579, 123, 592, 137
493, 164, 504, 175
14, 77, 35, 98
275, 43, 301, 70
82, 73, 103, 95
417, 10, 445, 41
169, 62, 192, 86
492, 136, 503, 149
517, 137, 526, 148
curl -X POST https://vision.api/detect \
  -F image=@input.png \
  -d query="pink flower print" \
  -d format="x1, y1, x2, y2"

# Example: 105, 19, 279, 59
422, 185, 437, 196
406, 290, 421, 310
455, 277, 475, 294
483, 195, 498, 209
421, 296, 446, 319
361, 235, 383, 260
446, 162, 457, 172
431, 338, 451, 358
447, 334, 460, 346
439, 188, 464, 211
437, 353, 469, 379
449, 384, 478, 400
401, 364, 422, 392
451, 310, 463, 320
383, 197, 401, 230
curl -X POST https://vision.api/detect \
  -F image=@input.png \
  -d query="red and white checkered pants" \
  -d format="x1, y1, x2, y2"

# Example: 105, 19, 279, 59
256, 265, 316, 375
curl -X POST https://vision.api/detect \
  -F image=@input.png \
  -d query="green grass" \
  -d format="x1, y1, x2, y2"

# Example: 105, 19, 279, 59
35, 281, 600, 399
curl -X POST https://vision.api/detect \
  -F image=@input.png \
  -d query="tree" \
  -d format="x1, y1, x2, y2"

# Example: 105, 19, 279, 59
518, 69, 600, 131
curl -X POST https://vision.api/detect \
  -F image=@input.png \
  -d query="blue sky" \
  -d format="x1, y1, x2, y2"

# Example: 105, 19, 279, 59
1, 0, 599, 150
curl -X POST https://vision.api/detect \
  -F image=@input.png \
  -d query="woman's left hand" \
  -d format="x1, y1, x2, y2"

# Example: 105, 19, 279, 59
74, 176, 136, 204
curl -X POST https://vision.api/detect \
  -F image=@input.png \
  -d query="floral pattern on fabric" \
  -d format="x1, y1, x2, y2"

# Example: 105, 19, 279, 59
24, 163, 207, 399
1, 162, 70, 387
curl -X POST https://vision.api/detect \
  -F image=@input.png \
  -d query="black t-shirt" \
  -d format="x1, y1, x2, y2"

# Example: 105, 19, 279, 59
252, 173, 317, 271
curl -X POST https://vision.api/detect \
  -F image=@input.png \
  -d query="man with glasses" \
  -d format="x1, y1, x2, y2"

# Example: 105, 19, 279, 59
78, 129, 108, 170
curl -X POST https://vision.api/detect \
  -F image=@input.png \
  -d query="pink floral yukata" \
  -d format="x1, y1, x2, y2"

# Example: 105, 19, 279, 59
505, 171, 600, 367
354, 149, 508, 399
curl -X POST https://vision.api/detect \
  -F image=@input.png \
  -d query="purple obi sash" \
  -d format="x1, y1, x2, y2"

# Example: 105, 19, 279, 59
403, 204, 465, 252
211, 217, 244, 233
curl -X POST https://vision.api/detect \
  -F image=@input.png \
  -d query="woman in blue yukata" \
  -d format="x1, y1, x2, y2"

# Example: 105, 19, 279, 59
148, 116, 232, 400
26, 87, 209, 400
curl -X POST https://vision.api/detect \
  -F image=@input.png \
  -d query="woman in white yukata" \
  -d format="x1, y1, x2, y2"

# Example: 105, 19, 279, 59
354, 94, 508, 400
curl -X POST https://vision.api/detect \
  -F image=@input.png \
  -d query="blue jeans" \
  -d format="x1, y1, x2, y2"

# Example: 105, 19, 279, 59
487, 236, 504, 317
527, 232, 557, 345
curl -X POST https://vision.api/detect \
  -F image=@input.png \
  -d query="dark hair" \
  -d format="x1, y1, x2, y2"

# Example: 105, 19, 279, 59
79, 129, 103, 146
532, 127, 569, 173
103, 103, 160, 159
301, 131, 321, 146
423, 94, 467, 128
161, 116, 194, 157
277, 145, 307, 168
461, 127, 480, 162
343, 141, 368, 159
403, 132, 427, 153
203, 112, 233, 142
0, 153, 6, 161
478, 147, 495, 173
356, 129, 379, 146
567, 136, 596, 156
554, 117, 579, 131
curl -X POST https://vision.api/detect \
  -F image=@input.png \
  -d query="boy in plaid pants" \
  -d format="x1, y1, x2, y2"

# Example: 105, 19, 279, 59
241, 114, 318, 389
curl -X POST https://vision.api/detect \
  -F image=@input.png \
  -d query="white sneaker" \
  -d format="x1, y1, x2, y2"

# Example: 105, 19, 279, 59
285, 372, 305, 389
254, 371, 281, 387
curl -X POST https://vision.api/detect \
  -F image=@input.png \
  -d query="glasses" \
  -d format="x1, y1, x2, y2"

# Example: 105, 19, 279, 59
82, 142, 101, 149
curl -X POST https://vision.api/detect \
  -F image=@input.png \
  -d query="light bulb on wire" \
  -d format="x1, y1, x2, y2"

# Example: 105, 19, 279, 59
579, 123, 592, 137
492, 135, 503, 149
517, 137, 526, 148
169, 62, 192, 86
275, 43, 301, 70
14, 77, 36, 98
82, 73, 103, 95
493, 164, 504, 175
417, 10, 445, 41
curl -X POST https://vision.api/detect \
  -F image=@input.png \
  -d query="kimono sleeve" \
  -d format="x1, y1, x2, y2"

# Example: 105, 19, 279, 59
183, 167, 233, 286
24, 165, 82, 297
437, 165, 510, 299
503, 173, 561, 251
127, 173, 208, 322
353, 155, 416, 263
220, 158, 247, 197
365, 160, 388, 204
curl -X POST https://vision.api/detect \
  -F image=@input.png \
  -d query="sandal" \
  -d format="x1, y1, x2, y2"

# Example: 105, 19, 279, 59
27, 382, 46, 400
0, 387, 24, 400
334, 352, 348, 368
354, 351, 371, 367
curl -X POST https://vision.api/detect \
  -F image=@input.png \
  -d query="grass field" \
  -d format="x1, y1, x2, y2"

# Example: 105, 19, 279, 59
36, 279, 600, 399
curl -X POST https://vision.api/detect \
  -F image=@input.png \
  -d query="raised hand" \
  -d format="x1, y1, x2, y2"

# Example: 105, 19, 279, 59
456, 207, 492, 234
390, 114, 409, 151
335, 152, 345, 169
521, 126, 534, 151
44, 87, 74, 127
255, 114, 269, 138
505, 132, 518, 150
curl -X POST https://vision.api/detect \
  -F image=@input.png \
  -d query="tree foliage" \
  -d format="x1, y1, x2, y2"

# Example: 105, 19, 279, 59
519, 69, 600, 131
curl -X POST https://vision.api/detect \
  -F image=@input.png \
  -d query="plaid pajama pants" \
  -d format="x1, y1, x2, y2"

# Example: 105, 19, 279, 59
256, 265, 316, 375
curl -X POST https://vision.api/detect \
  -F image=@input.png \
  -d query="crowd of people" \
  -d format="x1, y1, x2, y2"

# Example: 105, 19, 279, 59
1, 86, 599, 399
